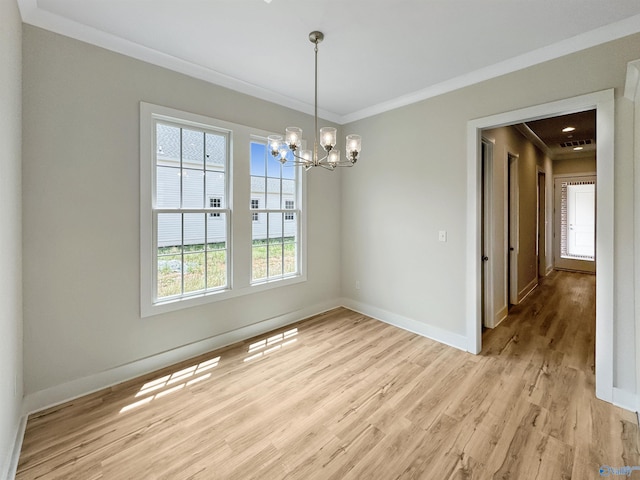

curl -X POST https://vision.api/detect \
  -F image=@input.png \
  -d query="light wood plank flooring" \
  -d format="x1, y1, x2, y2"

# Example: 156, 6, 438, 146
16, 271, 640, 479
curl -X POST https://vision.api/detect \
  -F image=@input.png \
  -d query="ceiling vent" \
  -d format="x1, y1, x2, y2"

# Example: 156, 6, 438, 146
559, 139, 593, 148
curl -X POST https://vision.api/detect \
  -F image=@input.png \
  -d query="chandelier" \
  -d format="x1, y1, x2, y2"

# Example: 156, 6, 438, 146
267, 31, 361, 171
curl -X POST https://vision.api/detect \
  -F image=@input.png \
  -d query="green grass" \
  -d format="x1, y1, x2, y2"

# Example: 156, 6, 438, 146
157, 240, 297, 298
252, 242, 297, 281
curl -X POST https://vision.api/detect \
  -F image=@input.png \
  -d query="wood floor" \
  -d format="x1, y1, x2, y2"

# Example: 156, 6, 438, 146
16, 271, 640, 479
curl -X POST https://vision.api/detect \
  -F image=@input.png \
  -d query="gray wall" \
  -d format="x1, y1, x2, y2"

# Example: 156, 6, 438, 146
22, 25, 342, 395
0, 0, 23, 476
341, 33, 640, 392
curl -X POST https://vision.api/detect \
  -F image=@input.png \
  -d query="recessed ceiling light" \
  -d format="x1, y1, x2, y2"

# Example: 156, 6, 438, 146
562, 127, 576, 133
573, 146, 583, 151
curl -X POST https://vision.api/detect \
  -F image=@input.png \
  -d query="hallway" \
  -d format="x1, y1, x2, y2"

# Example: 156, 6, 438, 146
481, 270, 639, 478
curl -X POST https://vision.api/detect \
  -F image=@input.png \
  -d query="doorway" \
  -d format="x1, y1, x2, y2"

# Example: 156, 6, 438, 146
554, 175, 596, 273
466, 89, 615, 403
537, 170, 546, 278
507, 153, 519, 307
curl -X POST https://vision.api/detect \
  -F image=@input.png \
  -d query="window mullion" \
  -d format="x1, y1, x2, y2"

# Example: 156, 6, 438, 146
266, 212, 270, 279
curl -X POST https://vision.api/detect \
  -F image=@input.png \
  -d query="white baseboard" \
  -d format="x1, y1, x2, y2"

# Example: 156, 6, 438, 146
493, 305, 509, 328
340, 298, 467, 352
518, 278, 538, 303
22, 299, 341, 415
4, 415, 27, 480
612, 387, 638, 413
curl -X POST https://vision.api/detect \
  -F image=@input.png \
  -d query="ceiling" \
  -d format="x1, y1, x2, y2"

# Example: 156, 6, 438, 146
520, 110, 596, 160
17, 0, 640, 124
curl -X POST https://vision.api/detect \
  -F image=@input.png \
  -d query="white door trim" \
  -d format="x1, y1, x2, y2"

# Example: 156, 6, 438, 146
508, 153, 519, 306
466, 89, 614, 404
481, 138, 496, 328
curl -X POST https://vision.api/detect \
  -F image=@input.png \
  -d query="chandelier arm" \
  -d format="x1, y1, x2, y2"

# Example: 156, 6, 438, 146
320, 164, 336, 171
277, 31, 360, 171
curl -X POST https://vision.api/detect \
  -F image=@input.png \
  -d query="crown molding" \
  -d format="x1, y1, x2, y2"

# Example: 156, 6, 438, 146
18, 0, 640, 125
624, 59, 640, 100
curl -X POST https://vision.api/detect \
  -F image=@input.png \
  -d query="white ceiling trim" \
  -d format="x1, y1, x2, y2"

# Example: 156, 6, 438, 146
342, 13, 640, 125
17, 0, 640, 125
624, 59, 640, 100
17, 0, 340, 124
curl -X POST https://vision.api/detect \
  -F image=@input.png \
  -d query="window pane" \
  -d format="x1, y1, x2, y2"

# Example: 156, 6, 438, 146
207, 250, 227, 288
266, 178, 281, 209
284, 242, 297, 275
182, 129, 204, 167
182, 169, 205, 208
267, 152, 281, 178
252, 212, 267, 240
206, 132, 226, 170
207, 212, 227, 247
157, 213, 183, 299
268, 244, 283, 277
157, 254, 182, 299
251, 177, 266, 207
156, 166, 180, 208
252, 245, 267, 281
157, 213, 182, 249
206, 171, 225, 207
268, 212, 283, 243
282, 179, 295, 206
183, 252, 205, 293
282, 161, 295, 180
250, 142, 265, 176
184, 213, 205, 247
156, 124, 181, 162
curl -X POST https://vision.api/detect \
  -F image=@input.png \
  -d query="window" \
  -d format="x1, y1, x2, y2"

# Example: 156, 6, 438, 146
209, 197, 221, 217
154, 121, 229, 302
251, 199, 259, 222
141, 103, 306, 317
285, 200, 294, 220
250, 141, 299, 282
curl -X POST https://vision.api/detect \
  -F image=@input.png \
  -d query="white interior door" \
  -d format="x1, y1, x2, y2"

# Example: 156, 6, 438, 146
567, 183, 595, 257
554, 175, 596, 273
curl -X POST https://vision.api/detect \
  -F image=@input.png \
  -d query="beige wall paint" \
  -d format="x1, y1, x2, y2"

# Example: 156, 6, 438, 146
553, 154, 596, 175
22, 25, 342, 396
0, 0, 23, 475
342, 33, 640, 392
483, 125, 550, 303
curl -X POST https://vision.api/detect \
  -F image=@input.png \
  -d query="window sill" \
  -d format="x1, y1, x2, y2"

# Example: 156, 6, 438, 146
141, 273, 307, 318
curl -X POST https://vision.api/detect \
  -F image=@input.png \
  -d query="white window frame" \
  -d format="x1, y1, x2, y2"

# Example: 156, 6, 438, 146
141, 102, 307, 317
249, 137, 303, 284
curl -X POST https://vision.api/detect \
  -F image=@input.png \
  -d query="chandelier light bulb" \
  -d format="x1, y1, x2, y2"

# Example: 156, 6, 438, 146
320, 127, 337, 151
301, 149, 313, 164
285, 127, 302, 150
267, 135, 283, 156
